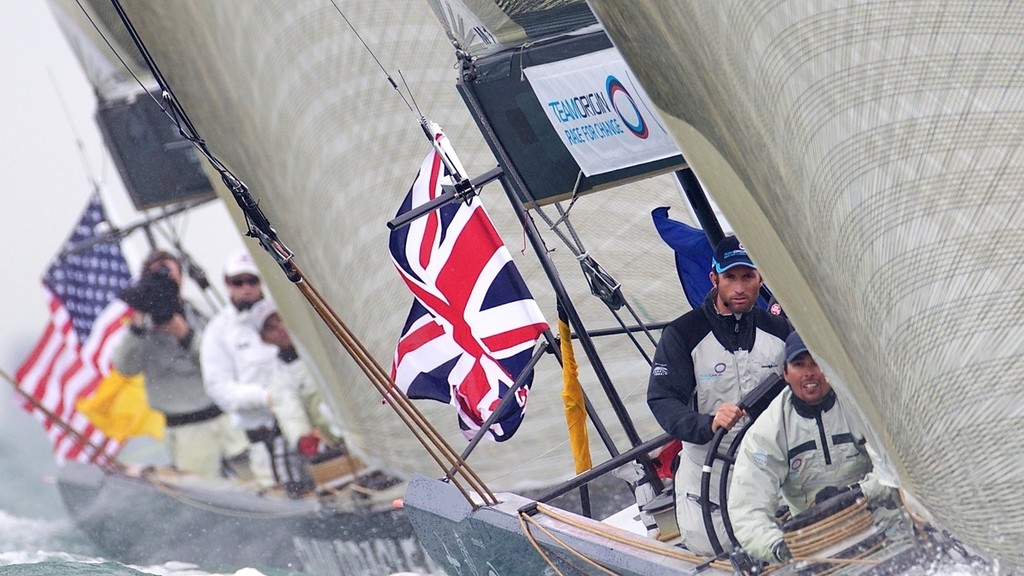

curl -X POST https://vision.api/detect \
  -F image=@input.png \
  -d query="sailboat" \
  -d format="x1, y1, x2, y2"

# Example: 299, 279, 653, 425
40, 0, 1023, 575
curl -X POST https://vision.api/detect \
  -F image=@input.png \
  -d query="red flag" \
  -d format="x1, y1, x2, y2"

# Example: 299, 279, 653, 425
15, 194, 133, 464
389, 145, 548, 442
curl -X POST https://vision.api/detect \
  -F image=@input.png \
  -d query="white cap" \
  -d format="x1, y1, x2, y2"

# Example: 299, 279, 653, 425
223, 249, 260, 278
248, 298, 278, 332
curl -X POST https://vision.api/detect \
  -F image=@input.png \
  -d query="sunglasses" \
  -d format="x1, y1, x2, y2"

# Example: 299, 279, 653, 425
227, 276, 260, 287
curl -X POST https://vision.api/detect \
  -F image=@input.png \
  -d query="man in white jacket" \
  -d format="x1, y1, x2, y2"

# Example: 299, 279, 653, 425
200, 249, 281, 486
728, 332, 898, 563
248, 298, 343, 451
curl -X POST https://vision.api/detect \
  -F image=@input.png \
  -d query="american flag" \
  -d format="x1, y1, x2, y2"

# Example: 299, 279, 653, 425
389, 144, 548, 442
15, 194, 133, 464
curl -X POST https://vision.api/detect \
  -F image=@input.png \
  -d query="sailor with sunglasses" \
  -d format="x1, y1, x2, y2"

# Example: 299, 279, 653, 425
200, 249, 283, 487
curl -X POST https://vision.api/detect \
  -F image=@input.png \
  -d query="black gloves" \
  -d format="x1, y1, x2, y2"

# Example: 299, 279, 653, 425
773, 540, 792, 563
729, 547, 762, 574
814, 482, 862, 505
814, 485, 845, 503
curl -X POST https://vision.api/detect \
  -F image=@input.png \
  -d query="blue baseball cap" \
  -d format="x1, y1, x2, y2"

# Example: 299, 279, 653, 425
712, 235, 756, 273
784, 332, 810, 364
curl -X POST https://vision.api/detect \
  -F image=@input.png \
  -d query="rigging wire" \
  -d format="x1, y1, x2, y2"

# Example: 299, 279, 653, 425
526, 196, 660, 365
47, 67, 101, 193
327, 0, 417, 118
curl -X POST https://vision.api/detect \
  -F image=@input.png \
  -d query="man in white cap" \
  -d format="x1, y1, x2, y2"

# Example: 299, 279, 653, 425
647, 235, 792, 556
200, 248, 281, 486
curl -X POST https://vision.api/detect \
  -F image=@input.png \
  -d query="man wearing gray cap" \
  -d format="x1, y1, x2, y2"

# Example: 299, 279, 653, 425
648, 235, 792, 555
728, 332, 898, 564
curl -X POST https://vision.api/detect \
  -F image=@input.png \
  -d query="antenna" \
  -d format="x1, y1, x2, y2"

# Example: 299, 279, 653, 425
328, 0, 417, 118
48, 68, 99, 191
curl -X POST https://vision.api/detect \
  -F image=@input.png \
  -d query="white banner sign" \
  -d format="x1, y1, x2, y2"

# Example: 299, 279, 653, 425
524, 48, 681, 176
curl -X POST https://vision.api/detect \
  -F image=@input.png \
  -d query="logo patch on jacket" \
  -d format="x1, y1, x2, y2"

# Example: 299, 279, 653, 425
790, 457, 804, 474
752, 451, 768, 467
652, 363, 668, 377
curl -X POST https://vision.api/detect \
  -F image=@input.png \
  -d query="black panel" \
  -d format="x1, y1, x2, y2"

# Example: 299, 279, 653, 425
95, 92, 214, 210
458, 30, 686, 206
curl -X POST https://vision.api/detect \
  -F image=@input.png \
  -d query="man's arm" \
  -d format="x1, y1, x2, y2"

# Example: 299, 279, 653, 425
111, 328, 147, 376
647, 324, 714, 444
854, 442, 901, 509
729, 410, 791, 563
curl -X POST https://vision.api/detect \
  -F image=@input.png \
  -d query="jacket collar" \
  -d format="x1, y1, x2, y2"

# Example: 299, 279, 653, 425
790, 388, 837, 418
700, 290, 755, 352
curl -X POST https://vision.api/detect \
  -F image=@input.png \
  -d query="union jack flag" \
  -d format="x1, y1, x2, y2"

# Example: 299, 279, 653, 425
389, 144, 548, 442
15, 194, 132, 464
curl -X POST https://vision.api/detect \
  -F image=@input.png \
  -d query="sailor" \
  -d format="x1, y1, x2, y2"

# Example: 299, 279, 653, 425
112, 250, 252, 479
200, 249, 282, 487
249, 298, 343, 453
728, 332, 899, 563
647, 235, 791, 556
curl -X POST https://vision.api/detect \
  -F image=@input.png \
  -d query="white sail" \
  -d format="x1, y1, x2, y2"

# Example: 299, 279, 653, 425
47, 0, 156, 102
82, 1, 695, 493
588, 1, 1024, 570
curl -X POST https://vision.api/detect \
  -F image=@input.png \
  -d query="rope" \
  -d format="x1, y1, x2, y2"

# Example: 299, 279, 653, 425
533, 503, 733, 571
519, 511, 618, 575
293, 275, 497, 506
518, 513, 568, 576
783, 498, 883, 573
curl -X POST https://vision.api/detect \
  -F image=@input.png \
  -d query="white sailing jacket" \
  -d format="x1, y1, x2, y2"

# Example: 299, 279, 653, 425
200, 301, 279, 431
729, 387, 895, 562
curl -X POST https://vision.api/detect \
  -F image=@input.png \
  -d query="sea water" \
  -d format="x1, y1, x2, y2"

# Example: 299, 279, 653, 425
0, 389, 283, 576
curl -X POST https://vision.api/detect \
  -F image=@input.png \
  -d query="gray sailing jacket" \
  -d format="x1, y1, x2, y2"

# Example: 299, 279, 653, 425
111, 301, 216, 417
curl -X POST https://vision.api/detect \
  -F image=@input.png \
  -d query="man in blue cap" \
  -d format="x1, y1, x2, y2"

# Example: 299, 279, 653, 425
728, 332, 899, 563
648, 235, 792, 556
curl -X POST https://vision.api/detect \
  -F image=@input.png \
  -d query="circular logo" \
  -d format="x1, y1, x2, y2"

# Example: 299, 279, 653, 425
606, 76, 649, 139
714, 363, 727, 374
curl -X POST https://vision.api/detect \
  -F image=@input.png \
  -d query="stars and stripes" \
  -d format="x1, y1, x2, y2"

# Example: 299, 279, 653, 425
15, 194, 132, 464
389, 142, 548, 442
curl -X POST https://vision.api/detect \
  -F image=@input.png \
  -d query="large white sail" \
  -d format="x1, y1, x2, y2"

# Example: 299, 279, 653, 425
80, 1, 694, 493
588, 1, 1024, 570
48, 0, 155, 101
